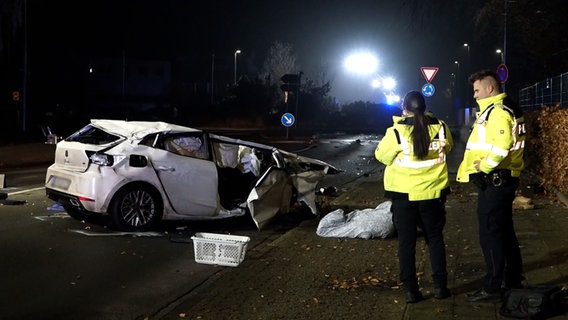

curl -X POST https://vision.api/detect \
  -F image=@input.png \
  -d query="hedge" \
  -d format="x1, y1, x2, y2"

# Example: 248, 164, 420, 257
524, 106, 568, 194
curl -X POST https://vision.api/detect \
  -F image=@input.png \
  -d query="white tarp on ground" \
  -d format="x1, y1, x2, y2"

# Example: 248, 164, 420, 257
316, 201, 395, 239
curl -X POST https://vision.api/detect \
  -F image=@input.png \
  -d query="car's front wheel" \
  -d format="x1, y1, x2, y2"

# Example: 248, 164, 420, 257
110, 185, 163, 231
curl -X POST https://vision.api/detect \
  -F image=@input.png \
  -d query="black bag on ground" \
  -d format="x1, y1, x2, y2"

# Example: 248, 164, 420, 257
500, 285, 566, 319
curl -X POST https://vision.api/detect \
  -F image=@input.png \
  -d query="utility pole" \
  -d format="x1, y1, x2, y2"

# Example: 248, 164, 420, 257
503, 0, 507, 66
503, 0, 508, 90
211, 53, 215, 104
22, 0, 28, 132
294, 72, 303, 130
122, 49, 126, 100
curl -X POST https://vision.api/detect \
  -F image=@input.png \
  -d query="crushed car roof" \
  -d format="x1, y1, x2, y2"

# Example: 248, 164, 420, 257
90, 119, 201, 139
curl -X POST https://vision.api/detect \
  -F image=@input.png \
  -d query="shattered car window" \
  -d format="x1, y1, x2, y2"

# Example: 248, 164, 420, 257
139, 133, 159, 147
163, 134, 208, 160
66, 124, 121, 145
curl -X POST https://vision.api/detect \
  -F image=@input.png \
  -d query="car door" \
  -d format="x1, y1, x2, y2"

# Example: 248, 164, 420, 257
246, 167, 293, 230
152, 133, 219, 216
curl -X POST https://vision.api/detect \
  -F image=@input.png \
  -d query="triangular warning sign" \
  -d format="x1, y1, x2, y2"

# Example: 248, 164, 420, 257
421, 67, 439, 83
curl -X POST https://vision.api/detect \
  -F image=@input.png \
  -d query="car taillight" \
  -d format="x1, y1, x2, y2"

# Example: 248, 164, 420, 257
90, 153, 114, 166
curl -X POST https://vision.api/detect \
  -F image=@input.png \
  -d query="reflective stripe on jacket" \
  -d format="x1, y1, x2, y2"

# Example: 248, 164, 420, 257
456, 92, 525, 183
375, 114, 453, 201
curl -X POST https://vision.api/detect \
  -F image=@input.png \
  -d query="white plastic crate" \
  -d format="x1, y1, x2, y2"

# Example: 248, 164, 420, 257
191, 232, 251, 267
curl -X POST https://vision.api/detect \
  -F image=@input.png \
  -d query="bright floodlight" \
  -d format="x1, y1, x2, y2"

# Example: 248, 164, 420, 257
370, 76, 396, 90
382, 77, 396, 90
371, 79, 381, 88
344, 53, 378, 75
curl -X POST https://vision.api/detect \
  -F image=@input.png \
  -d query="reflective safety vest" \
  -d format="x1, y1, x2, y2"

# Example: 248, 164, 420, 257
456, 92, 525, 183
375, 115, 453, 201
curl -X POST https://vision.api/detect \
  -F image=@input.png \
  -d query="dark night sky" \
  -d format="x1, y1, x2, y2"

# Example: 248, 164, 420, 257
28, 1, 492, 106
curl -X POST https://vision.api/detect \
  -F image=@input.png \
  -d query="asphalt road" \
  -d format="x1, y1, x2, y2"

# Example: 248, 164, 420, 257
0, 133, 380, 319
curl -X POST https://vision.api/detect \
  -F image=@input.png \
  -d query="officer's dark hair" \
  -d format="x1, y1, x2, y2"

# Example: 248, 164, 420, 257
403, 90, 430, 160
468, 69, 502, 93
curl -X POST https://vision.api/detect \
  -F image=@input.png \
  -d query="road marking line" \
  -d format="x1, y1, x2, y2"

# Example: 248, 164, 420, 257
69, 229, 164, 237
34, 213, 69, 220
8, 187, 45, 196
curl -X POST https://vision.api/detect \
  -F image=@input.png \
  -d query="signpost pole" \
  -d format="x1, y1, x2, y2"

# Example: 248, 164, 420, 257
294, 72, 302, 131
281, 113, 295, 140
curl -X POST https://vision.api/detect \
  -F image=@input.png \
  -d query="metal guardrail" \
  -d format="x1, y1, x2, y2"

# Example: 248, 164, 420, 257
518, 72, 568, 110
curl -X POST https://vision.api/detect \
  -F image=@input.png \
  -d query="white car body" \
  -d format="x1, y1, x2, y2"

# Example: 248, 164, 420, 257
45, 119, 337, 231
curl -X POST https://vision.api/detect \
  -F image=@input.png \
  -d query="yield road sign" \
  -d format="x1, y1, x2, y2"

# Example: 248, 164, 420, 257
421, 67, 439, 83
281, 113, 295, 127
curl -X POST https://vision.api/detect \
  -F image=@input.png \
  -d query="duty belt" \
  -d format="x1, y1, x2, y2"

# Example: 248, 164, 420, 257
470, 169, 512, 188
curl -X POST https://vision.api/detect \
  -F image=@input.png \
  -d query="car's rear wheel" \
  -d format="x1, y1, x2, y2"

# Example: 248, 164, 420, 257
110, 185, 163, 231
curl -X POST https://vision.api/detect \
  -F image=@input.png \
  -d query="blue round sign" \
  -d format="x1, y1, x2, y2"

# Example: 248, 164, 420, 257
281, 113, 295, 127
421, 83, 435, 97
497, 64, 508, 83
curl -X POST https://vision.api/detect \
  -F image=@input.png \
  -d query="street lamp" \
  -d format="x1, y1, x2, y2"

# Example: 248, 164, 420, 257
463, 43, 470, 75
454, 60, 461, 109
496, 49, 503, 64
234, 49, 241, 84
462, 44, 472, 108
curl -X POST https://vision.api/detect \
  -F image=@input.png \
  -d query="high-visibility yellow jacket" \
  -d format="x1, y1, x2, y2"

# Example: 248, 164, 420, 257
456, 92, 525, 183
375, 114, 453, 201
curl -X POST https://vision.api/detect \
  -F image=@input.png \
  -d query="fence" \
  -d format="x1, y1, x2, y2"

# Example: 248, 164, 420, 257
518, 72, 568, 111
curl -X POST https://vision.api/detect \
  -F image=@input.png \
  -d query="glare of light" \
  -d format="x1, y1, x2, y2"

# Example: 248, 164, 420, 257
382, 77, 396, 91
344, 52, 378, 75
385, 93, 400, 105
496, 49, 502, 54
370, 76, 396, 90
371, 79, 381, 88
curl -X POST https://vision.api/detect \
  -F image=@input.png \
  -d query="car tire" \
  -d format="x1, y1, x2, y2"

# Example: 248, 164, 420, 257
110, 185, 163, 231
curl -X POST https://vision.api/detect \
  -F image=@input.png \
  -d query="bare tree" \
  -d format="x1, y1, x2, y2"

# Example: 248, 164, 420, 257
262, 41, 299, 86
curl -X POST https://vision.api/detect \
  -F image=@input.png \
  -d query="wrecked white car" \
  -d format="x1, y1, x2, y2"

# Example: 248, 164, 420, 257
45, 119, 338, 231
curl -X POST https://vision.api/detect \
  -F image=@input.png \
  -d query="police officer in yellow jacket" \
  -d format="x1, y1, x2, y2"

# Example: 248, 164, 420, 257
375, 90, 453, 303
457, 69, 526, 302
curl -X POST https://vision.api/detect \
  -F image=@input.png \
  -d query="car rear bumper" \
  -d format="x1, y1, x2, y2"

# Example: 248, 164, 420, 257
45, 164, 118, 213
46, 188, 89, 213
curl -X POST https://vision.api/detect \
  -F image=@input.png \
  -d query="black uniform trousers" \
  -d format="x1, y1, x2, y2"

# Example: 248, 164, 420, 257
391, 197, 448, 293
476, 177, 524, 293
